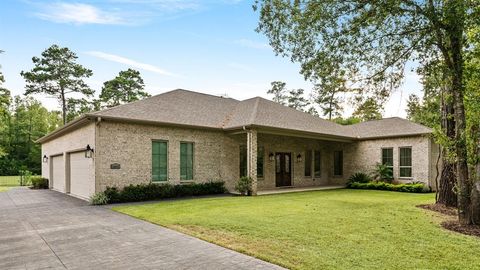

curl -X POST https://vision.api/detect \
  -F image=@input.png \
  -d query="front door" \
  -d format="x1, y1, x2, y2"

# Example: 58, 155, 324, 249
275, 153, 292, 187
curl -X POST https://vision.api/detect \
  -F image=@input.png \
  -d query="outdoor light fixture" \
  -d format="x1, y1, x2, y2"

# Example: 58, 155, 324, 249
269, 153, 274, 161
85, 144, 94, 158
42, 155, 48, 163
296, 154, 303, 163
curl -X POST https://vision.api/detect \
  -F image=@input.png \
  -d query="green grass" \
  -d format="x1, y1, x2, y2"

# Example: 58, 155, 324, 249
113, 190, 480, 270
0, 186, 10, 192
0, 175, 39, 186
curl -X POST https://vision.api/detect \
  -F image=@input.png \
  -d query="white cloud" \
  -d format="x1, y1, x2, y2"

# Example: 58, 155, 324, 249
35, 3, 128, 25
234, 39, 270, 49
86, 51, 179, 77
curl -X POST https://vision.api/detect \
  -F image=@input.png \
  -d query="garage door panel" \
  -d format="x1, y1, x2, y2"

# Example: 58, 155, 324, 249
52, 155, 65, 192
70, 152, 95, 200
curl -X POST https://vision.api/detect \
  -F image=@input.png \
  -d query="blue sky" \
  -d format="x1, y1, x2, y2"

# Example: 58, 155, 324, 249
0, 0, 421, 117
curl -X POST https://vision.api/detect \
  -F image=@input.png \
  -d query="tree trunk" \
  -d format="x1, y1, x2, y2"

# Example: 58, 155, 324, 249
437, 98, 457, 207
61, 89, 66, 125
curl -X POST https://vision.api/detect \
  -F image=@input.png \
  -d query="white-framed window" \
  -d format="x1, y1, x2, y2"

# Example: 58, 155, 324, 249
399, 147, 412, 178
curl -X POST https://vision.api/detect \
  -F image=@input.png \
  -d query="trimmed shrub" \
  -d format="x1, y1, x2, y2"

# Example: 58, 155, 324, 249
30, 177, 49, 189
347, 172, 372, 186
348, 181, 430, 193
372, 163, 393, 182
235, 176, 252, 195
104, 181, 226, 204
90, 192, 109, 205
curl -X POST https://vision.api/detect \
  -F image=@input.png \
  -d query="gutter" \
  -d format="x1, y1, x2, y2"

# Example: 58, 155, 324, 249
36, 115, 92, 143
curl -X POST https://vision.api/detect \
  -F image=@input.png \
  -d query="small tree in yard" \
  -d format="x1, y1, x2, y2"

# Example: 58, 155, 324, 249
21, 45, 94, 125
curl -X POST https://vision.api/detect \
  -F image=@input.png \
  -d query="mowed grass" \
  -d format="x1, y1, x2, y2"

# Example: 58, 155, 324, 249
113, 190, 480, 270
0, 186, 10, 192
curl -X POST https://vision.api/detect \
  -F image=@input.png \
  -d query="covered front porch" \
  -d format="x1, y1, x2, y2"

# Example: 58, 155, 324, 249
227, 127, 356, 195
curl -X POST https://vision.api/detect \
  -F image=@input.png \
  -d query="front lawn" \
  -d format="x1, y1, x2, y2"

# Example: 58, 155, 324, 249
113, 189, 480, 270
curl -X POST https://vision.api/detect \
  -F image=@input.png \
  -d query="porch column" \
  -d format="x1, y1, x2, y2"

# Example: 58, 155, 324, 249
247, 129, 258, 195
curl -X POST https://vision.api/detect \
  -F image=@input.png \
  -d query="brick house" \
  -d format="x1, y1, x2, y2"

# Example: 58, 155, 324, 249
38, 89, 438, 200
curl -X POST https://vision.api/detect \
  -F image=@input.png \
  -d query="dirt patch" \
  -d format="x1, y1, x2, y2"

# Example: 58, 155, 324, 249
441, 220, 480, 238
417, 203, 457, 216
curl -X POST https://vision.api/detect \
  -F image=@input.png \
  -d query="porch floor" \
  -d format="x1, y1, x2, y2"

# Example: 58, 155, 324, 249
257, 185, 345, 195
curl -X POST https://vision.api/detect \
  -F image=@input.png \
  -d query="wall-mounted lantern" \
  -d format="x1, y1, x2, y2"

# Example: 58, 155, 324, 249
85, 144, 94, 158
42, 155, 48, 163
269, 153, 275, 162
296, 154, 303, 163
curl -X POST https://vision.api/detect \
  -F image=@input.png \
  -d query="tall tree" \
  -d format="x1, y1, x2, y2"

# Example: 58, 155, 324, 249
352, 97, 383, 121
255, 0, 480, 224
313, 81, 344, 120
99, 68, 149, 108
287, 88, 309, 111
267, 81, 288, 105
21, 45, 94, 125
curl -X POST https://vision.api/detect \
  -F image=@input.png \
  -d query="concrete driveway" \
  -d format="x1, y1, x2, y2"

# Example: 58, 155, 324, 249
0, 188, 284, 270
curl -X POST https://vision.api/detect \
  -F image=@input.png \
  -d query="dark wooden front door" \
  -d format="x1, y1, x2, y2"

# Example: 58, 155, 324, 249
275, 153, 292, 187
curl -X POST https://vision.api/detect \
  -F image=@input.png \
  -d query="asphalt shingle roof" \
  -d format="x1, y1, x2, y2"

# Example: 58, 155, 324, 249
39, 89, 432, 143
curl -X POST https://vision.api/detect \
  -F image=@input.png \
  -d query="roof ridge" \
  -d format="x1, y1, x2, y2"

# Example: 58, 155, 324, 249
248, 97, 261, 125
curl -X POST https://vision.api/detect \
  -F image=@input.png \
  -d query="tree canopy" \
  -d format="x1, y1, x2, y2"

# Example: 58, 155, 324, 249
21, 45, 94, 125
99, 68, 149, 108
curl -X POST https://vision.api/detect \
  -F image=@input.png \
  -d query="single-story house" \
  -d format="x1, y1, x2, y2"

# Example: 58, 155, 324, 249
38, 89, 438, 200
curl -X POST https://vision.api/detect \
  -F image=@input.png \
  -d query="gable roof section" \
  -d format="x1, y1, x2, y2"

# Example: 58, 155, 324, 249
224, 97, 355, 138
37, 89, 432, 143
89, 89, 239, 129
345, 117, 432, 139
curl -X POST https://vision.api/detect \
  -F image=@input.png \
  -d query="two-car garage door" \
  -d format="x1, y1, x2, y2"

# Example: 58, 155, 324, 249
50, 152, 95, 200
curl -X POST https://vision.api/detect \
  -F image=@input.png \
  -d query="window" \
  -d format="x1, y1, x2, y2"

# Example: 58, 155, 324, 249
381, 148, 394, 179
399, 147, 412, 178
334, 151, 343, 176
239, 145, 264, 178
180, 142, 194, 180
152, 141, 168, 181
304, 150, 312, 177
257, 146, 264, 178
314, 150, 321, 177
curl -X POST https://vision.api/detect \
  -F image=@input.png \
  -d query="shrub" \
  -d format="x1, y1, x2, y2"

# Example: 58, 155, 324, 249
348, 181, 430, 193
103, 181, 226, 204
235, 176, 252, 195
30, 177, 48, 189
347, 172, 372, 186
372, 163, 393, 182
90, 192, 109, 205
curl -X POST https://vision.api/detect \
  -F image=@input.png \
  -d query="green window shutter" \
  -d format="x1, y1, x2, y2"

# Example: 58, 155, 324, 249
257, 146, 264, 178
334, 151, 343, 176
239, 145, 247, 177
180, 142, 194, 180
305, 150, 312, 177
152, 141, 168, 181
314, 150, 321, 177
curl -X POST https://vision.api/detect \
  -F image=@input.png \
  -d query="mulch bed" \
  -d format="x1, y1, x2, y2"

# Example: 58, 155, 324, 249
417, 203, 457, 216
417, 203, 480, 238
441, 220, 480, 238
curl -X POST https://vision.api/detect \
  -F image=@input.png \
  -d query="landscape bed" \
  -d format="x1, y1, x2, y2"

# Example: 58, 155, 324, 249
113, 189, 480, 270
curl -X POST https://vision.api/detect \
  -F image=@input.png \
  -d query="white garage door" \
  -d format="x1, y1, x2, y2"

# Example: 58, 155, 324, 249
52, 155, 65, 192
69, 152, 95, 200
